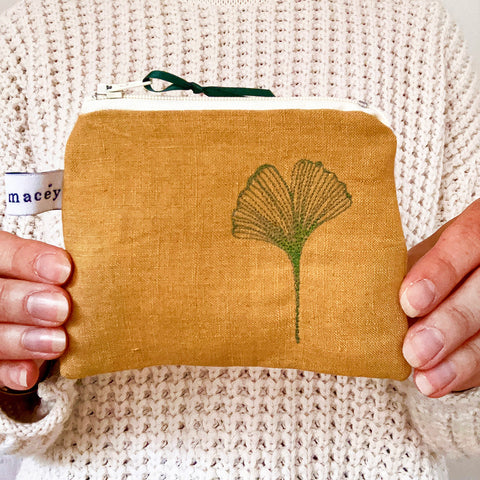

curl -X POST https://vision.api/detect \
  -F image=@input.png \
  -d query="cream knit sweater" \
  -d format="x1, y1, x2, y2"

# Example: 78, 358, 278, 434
1, 0, 480, 478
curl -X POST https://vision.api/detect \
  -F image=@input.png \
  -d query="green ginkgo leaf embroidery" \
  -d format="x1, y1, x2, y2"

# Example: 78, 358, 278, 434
232, 159, 352, 343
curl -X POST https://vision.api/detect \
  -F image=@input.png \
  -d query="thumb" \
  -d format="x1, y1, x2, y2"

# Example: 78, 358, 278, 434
406, 217, 456, 272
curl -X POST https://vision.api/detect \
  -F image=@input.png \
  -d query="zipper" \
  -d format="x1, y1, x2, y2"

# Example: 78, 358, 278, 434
83, 80, 392, 130
95, 80, 152, 98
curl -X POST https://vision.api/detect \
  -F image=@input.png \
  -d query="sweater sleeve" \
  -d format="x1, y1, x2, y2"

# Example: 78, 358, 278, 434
402, 3, 480, 460
403, 376, 480, 459
434, 2, 480, 223
0, 2, 78, 456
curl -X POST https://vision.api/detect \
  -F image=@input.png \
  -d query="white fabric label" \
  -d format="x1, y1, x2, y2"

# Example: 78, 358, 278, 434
4, 170, 63, 216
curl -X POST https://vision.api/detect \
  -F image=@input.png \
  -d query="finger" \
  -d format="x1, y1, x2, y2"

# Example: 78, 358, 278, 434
405, 219, 455, 329
0, 278, 71, 327
406, 218, 455, 271
0, 360, 40, 390
399, 199, 480, 318
402, 266, 480, 369
399, 221, 456, 327
451, 371, 480, 393
0, 231, 72, 284
412, 331, 480, 398
0, 324, 67, 360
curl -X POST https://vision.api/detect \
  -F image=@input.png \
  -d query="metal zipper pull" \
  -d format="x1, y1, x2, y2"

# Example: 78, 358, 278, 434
95, 80, 152, 99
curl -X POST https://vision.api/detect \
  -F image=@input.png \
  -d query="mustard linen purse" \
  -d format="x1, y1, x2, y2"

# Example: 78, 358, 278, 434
60, 73, 411, 380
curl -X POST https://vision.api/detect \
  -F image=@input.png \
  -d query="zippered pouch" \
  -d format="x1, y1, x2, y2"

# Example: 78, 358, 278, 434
60, 73, 411, 380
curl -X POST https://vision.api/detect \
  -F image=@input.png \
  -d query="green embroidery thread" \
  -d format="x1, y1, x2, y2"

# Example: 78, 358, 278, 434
232, 159, 352, 344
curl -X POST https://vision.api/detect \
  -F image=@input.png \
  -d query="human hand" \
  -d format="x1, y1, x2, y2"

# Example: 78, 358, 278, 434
0, 231, 71, 391
400, 199, 480, 397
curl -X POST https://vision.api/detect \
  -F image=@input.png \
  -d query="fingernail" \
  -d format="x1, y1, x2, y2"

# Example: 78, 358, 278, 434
403, 327, 445, 368
415, 361, 457, 396
22, 328, 66, 354
26, 292, 69, 324
9, 367, 28, 388
400, 279, 436, 317
34, 253, 71, 284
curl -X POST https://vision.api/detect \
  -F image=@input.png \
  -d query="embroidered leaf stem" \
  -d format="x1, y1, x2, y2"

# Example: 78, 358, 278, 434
232, 159, 352, 343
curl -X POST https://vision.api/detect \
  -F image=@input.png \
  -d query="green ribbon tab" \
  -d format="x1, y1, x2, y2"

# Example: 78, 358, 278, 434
142, 70, 275, 97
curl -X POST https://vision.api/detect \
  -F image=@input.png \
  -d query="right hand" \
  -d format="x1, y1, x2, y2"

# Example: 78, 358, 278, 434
0, 231, 72, 390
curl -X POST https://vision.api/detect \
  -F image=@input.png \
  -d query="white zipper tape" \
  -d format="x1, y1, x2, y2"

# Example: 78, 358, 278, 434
80, 95, 393, 130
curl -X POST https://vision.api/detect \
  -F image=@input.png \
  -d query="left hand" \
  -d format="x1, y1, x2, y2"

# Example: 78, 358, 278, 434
400, 198, 480, 398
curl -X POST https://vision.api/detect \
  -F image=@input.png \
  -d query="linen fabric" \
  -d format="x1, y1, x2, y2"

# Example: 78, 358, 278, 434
1, 0, 480, 479
61, 107, 410, 380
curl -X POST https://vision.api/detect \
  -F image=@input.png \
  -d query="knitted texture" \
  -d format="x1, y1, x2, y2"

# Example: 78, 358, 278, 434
0, 0, 479, 478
